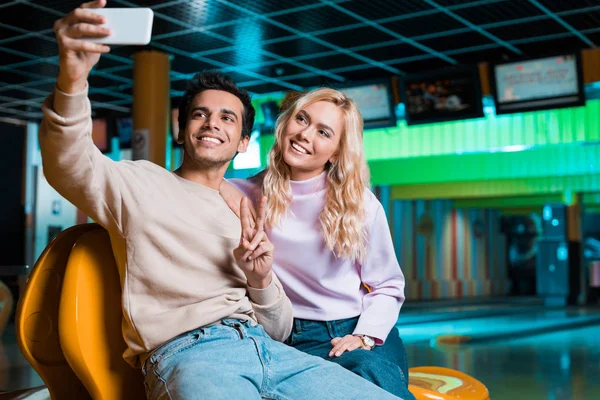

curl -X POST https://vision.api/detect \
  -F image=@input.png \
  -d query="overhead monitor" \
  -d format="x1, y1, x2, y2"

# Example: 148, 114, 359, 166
491, 53, 585, 115
339, 79, 397, 129
400, 65, 484, 126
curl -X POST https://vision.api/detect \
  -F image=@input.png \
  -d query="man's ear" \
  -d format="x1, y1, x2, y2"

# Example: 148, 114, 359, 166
176, 122, 185, 144
237, 135, 250, 153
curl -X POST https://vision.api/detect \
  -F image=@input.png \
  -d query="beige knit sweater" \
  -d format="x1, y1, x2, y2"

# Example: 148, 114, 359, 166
38, 86, 293, 368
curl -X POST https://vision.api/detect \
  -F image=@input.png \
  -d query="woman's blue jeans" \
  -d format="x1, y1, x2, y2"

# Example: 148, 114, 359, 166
286, 316, 416, 400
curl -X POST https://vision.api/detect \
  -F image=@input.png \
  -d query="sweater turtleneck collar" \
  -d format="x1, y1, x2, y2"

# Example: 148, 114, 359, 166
289, 171, 327, 195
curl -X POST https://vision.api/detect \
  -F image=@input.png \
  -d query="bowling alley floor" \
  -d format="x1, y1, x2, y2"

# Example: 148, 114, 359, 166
398, 297, 600, 400
404, 323, 600, 400
1, 302, 599, 399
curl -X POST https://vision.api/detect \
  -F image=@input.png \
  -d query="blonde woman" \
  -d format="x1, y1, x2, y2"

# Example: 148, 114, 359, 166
222, 88, 413, 399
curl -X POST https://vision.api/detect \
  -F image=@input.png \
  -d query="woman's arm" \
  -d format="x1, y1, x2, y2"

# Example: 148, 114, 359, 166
353, 203, 406, 345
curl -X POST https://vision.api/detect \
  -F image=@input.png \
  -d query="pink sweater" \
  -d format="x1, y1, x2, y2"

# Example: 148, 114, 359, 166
230, 172, 405, 344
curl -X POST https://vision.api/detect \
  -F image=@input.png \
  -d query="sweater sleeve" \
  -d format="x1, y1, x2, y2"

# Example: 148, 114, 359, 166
353, 203, 406, 345
247, 273, 293, 341
39, 85, 124, 234
230, 178, 293, 341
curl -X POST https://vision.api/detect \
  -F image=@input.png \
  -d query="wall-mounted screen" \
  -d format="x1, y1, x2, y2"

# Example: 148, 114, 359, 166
491, 53, 585, 115
400, 65, 484, 126
340, 79, 397, 129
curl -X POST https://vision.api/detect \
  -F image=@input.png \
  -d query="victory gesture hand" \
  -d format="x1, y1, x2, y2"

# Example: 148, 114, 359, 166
233, 197, 274, 289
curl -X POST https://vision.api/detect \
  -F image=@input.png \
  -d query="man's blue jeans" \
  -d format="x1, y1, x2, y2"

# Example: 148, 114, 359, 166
142, 319, 405, 399
285, 317, 416, 400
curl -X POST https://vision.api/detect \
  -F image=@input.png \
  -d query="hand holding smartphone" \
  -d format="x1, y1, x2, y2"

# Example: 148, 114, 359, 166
53, 0, 155, 94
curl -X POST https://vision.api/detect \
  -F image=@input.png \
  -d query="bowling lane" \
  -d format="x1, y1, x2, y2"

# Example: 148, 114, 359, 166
398, 302, 546, 325
396, 307, 600, 344
402, 296, 541, 312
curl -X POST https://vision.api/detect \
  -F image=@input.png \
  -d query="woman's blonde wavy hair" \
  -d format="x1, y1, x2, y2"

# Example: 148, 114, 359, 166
262, 88, 370, 263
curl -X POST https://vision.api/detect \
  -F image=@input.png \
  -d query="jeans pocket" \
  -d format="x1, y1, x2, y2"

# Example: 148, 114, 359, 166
285, 332, 295, 346
147, 330, 204, 374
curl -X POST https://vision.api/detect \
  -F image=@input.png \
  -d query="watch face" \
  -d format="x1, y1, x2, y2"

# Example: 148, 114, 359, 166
363, 336, 375, 347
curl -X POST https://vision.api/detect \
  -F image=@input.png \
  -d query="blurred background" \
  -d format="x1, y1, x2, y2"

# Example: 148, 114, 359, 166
1, 1, 600, 399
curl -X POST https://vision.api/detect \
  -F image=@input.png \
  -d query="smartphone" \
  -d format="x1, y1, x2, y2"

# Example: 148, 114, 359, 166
86, 8, 154, 45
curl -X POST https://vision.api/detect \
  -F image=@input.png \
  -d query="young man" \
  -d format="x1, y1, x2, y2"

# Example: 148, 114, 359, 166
39, 1, 405, 399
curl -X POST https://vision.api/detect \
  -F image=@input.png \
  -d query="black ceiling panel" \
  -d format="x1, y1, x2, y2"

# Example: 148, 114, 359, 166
224, 0, 323, 15
357, 43, 428, 63
317, 26, 398, 49
381, 12, 467, 38
0, 0, 595, 121
340, 0, 437, 21
487, 19, 568, 42
536, 0, 600, 13
263, 38, 332, 59
453, 1, 545, 25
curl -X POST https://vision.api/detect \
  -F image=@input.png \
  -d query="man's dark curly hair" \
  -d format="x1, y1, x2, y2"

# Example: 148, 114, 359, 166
178, 71, 255, 139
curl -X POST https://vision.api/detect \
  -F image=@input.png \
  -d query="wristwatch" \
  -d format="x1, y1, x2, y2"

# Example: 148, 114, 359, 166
358, 335, 375, 348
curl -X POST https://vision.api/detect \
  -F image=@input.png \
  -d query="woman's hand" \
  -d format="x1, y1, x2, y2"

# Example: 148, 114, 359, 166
329, 335, 372, 357
233, 197, 273, 289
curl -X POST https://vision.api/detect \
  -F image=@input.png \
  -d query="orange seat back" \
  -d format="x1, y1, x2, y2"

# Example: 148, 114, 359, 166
59, 229, 145, 400
15, 224, 98, 400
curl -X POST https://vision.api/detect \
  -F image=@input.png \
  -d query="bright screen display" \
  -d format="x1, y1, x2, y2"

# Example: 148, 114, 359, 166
495, 55, 579, 104
340, 82, 396, 129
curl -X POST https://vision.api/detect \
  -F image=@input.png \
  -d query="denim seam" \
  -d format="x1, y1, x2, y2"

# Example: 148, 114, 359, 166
250, 337, 271, 396
326, 321, 337, 339
261, 393, 287, 400
398, 364, 406, 382
153, 369, 173, 400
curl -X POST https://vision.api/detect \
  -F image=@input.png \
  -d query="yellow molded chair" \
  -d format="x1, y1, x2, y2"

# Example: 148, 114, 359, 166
15, 224, 98, 400
408, 366, 490, 400
58, 228, 145, 400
